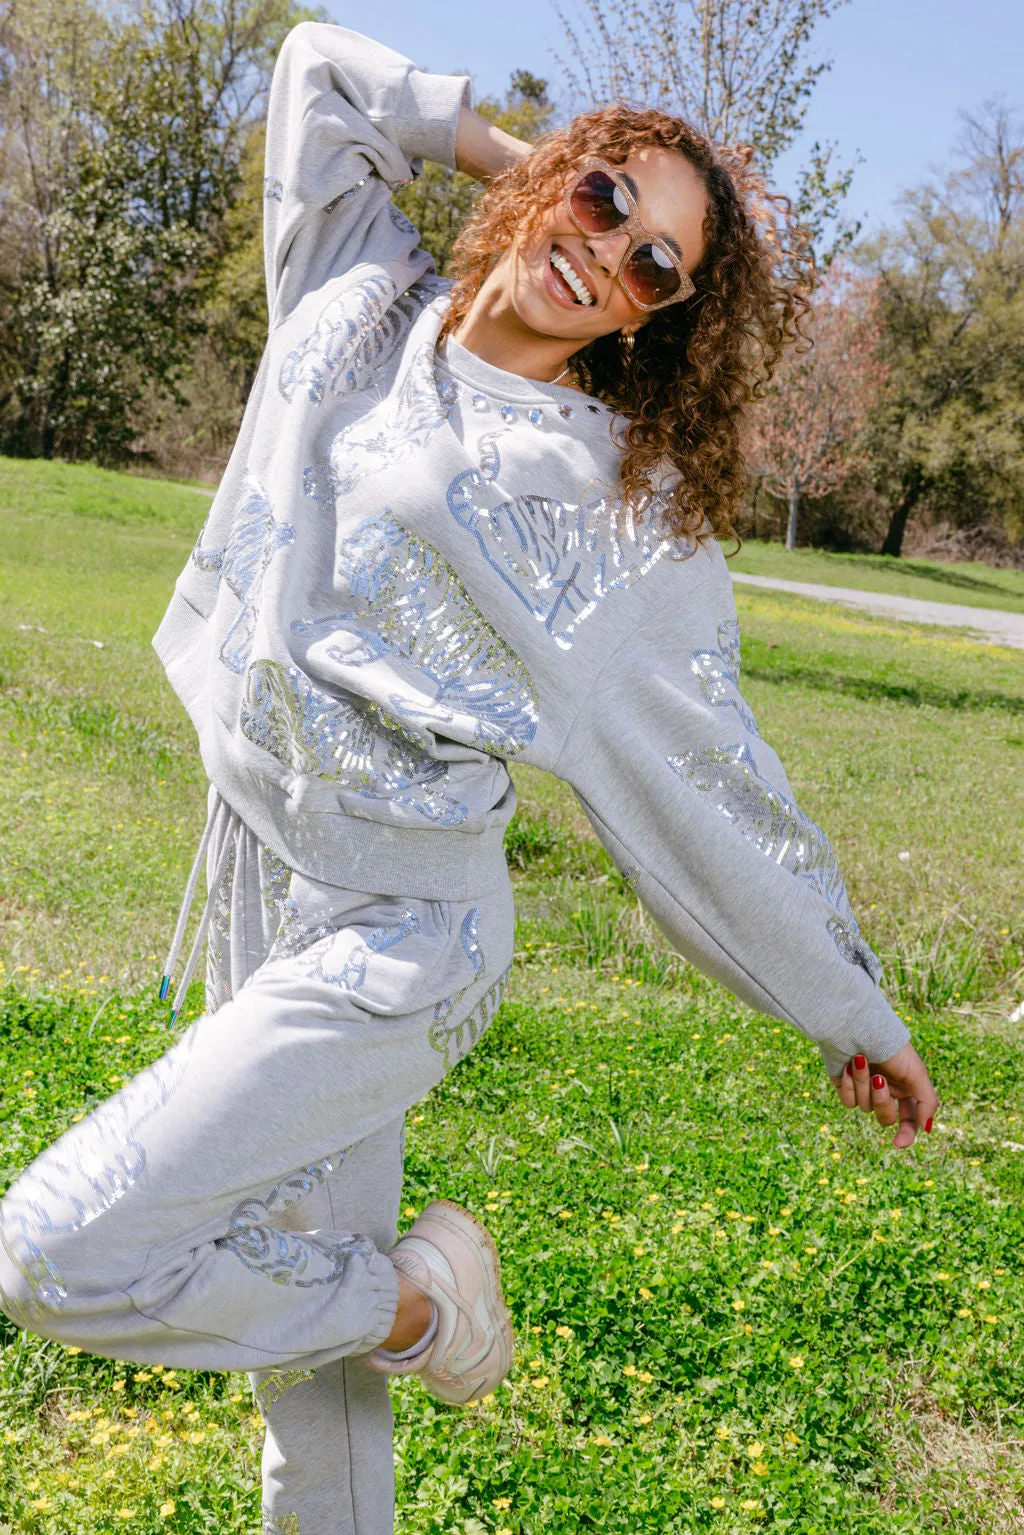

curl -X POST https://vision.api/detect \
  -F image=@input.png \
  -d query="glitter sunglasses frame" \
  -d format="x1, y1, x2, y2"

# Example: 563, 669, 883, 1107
564, 156, 697, 312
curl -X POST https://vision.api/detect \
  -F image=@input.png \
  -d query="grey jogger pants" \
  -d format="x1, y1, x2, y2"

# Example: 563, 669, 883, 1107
0, 790, 515, 1534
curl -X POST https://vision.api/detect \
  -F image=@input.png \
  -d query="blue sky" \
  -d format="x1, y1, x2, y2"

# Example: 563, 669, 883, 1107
325, 0, 1023, 235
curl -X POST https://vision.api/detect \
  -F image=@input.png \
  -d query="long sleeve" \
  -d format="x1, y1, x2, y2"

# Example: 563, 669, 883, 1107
557, 553, 911, 1078
263, 21, 472, 324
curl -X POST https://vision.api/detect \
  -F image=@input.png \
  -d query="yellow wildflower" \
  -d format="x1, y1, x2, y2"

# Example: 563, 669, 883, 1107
637, 1371, 654, 1383
623, 1364, 638, 1377
637, 1411, 653, 1424
957, 1308, 973, 1318
741, 1500, 762, 1511
716, 1425, 731, 1440
746, 1441, 765, 1458
558, 1210, 573, 1220
732, 1299, 746, 1311
639, 1287, 653, 1299
752, 1461, 769, 1475
160, 1503, 176, 1517
493, 1496, 512, 1509
789, 1356, 804, 1370
710, 1496, 726, 1508
530, 1375, 550, 1388
784, 1430, 800, 1445
555, 1325, 573, 1338
591, 1434, 611, 1446
633, 1244, 646, 1256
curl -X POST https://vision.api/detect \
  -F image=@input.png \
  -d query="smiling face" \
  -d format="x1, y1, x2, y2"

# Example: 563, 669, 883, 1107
500, 145, 709, 343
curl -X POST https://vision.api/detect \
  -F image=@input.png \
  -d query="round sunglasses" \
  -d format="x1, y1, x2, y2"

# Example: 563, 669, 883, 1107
564, 157, 696, 312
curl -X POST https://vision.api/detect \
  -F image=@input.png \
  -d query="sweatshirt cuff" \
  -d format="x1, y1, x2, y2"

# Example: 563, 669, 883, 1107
817, 1007, 911, 1080
396, 69, 473, 172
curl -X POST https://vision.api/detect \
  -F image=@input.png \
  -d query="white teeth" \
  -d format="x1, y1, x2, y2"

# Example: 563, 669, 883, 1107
550, 249, 594, 305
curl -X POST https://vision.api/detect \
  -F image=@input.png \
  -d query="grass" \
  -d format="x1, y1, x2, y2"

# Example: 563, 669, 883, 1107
1, 457, 1023, 1532
729, 538, 1024, 614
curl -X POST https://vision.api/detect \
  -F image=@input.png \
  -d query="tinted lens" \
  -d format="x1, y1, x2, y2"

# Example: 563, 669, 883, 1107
569, 170, 630, 233
622, 242, 682, 306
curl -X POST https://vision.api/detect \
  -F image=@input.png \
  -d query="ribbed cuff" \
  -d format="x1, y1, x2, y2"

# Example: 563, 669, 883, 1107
397, 69, 473, 171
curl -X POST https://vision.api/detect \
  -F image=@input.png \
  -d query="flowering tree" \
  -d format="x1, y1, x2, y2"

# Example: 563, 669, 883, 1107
747, 266, 888, 549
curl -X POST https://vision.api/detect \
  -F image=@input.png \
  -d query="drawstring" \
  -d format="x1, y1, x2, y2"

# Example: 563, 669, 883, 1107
159, 792, 240, 1025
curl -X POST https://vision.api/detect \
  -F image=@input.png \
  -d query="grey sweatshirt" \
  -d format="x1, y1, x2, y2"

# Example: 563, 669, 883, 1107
152, 19, 911, 1077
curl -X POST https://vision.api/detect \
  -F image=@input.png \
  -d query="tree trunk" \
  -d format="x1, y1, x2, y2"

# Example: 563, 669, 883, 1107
880, 467, 924, 557
785, 480, 799, 550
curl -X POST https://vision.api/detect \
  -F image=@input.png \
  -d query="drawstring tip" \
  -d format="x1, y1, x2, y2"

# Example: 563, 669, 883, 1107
169, 1007, 178, 1026
159, 975, 171, 1001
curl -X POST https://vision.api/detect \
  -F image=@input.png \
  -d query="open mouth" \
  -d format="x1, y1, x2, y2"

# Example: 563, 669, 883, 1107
549, 243, 596, 306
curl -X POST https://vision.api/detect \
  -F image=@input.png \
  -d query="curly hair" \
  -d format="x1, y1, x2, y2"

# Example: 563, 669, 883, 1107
437, 105, 815, 547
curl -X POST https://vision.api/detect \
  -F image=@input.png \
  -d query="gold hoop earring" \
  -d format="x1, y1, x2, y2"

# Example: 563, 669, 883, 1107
620, 328, 636, 352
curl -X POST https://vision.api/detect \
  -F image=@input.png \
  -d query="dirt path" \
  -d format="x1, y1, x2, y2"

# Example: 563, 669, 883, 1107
731, 573, 1024, 650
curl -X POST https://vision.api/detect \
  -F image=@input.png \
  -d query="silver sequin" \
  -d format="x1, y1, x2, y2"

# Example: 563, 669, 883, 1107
528, 407, 543, 426
333, 515, 539, 755
221, 1149, 376, 1287
430, 967, 510, 1071
471, 392, 488, 412
0, 1029, 200, 1325
328, 337, 458, 497
254, 1368, 316, 1420
190, 479, 295, 676
446, 468, 691, 650
308, 908, 420, 990
666, 741, 882, 979
499, 404, 516, 423
387, 200, 418, 236
689, 619, 760, 736
263, 176, 283, 202
240, 659, 468, 825
263, 1509, 301, 1534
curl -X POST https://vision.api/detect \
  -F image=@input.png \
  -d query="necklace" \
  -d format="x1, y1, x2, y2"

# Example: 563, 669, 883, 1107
549, 364, 571, 385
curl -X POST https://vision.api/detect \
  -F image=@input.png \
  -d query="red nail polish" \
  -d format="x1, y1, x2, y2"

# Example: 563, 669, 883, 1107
872, 1075, 885, 1090
854, 1055, 867, 1070
925, 1117, 933, 1133
843, 1062, 852, 1077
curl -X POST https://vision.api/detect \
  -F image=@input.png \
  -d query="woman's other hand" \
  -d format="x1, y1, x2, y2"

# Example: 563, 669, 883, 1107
830, 1041, 939, 1150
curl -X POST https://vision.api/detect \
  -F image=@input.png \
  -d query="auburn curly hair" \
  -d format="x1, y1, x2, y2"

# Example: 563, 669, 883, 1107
437, 105, 814, 547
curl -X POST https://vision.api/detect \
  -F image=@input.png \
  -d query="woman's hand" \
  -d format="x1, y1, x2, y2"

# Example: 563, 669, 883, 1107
829, 1041, 939, 1150
454, 104, 532, 183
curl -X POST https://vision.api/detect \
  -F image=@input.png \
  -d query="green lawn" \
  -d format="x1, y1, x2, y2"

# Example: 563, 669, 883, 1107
729, 538, 1024, 614
2, 458, 1023, 1533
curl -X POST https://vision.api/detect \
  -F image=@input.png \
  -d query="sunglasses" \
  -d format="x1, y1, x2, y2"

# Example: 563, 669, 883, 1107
564, 157, 696, 312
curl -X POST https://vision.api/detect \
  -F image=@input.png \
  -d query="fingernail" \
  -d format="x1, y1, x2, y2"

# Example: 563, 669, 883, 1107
844, 1062, 852, 1077
925, 1117, 933, 1133
872, 1075, 885, 1090
854, 1055, 867, 1070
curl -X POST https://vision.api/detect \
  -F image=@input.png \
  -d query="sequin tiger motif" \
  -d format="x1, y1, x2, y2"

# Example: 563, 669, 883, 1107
328, 338, 459, 497
221, 1148, 375, 1287
666, 741, 882, 979
0, 1028, 200, 1326
329, 513, 539, 755
279, 273, 396, 404
239, 658, 468, 826
446, 464, 690, 651
190, 478, 295, 675
428, 908, 508, 1068
689, 619, 760, 736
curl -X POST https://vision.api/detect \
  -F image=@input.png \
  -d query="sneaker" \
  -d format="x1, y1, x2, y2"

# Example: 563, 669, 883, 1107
365, 1199, 514, 1405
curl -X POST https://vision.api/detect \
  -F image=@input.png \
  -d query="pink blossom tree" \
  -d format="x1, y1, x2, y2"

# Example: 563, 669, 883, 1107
748, 265, 888, 549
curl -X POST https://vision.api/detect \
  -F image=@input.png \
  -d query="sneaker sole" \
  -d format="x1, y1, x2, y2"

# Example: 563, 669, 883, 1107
409, 1198, 515, 1404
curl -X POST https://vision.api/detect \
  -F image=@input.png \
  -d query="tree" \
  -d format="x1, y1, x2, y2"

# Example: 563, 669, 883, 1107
393, 69, 555, 276
549, 0, 859, 259
747, 264, 886, 549
0, 0, 304, 462
856, 100, 1024, 557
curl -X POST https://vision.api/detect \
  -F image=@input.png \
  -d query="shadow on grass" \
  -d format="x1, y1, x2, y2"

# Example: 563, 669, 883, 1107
742, 655, 1024, 716
823, 553, 1022, 602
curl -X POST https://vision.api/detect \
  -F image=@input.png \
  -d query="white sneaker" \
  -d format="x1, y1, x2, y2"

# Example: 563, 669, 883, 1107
366, 1199, 515, 1406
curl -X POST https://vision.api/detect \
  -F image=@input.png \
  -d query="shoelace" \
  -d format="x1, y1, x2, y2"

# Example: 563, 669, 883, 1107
158, 791, 241, 1025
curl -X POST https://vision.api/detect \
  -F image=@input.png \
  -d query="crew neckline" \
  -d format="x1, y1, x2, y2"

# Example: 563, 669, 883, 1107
436, 334, 613, 416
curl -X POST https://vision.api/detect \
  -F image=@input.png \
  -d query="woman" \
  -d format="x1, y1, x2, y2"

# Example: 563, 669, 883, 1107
0, 19, 938, 1535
